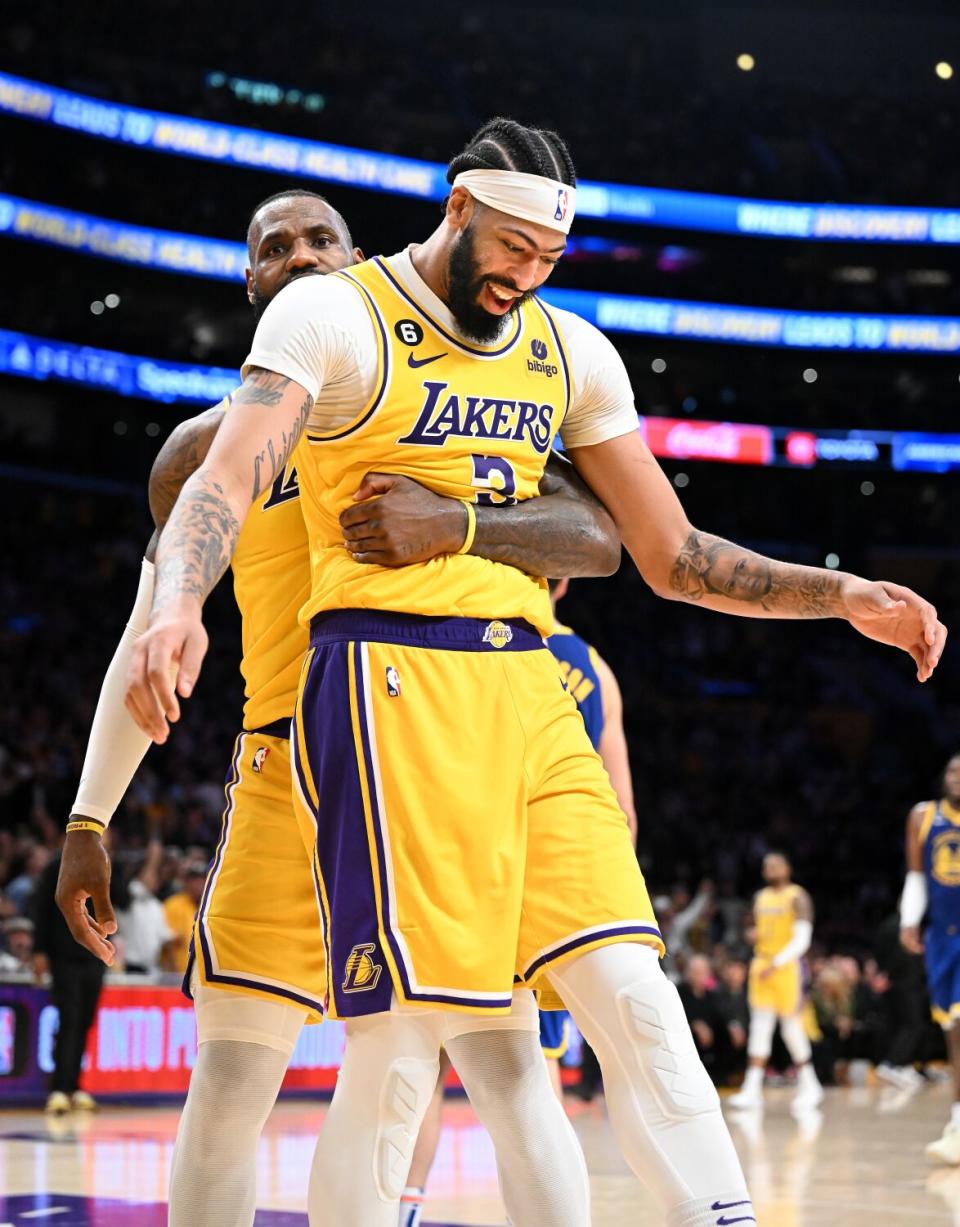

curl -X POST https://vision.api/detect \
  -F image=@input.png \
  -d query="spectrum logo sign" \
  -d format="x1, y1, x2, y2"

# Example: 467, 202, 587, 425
643, 417, 773, 466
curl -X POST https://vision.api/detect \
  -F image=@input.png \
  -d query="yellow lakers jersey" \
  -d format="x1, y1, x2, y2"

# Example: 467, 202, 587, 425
296, 255, 572, 636
222, 392, 311, 729
754, 884, 802, 959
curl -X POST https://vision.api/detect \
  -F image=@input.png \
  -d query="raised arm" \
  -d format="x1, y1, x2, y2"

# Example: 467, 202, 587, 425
567, 430, 945, 681
339, 452, 620, 578
126, 369, 313, 742
57, 405, 225, 961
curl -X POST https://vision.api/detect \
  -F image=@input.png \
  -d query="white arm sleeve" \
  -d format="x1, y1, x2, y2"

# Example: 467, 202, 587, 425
900, 870, 928, 928
70, 559, 156, 826
772, 918, 813, 967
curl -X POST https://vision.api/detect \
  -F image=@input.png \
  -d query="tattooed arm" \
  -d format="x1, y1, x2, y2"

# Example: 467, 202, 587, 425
567, 429, 945, 680
145, 405, 225, 560
339, 452, 620, 578
126, 369, 314, 741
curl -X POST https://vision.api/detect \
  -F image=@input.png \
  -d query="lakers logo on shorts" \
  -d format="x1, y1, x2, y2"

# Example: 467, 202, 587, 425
482, 620, 514, 649
342, 943, 384, 993
252, 746, 270, 773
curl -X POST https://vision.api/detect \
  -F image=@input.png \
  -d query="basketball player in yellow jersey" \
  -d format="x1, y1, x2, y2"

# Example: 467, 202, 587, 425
728, 852, 823, 1112
57, 189, 625, 1227
128, 118, 944, 1227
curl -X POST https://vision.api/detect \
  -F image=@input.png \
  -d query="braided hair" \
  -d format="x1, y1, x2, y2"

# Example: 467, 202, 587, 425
446, 118, 576, 188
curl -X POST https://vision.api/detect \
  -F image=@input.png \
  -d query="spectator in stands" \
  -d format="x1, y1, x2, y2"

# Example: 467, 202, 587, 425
0, 915, 34, 972
30, 850, 105, 1113
678, 953, 726, 1083
716, 957, 750, 1082
811, 963, 855, 1085
5, 843, 50, 914
112, 832, 174, 975
162, 859, 207, 974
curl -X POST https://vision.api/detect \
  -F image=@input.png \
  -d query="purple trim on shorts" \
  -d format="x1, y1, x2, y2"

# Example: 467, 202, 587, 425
310, 609, 543, 653
192, 730, 325, 1015
520, 924, 664, 983
300, 641, 394, 1017
351, 642, 514, 1012
291, 713, 333, 1006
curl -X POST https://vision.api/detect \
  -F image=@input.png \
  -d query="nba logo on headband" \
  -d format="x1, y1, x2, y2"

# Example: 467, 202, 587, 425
555, 189, 569, 223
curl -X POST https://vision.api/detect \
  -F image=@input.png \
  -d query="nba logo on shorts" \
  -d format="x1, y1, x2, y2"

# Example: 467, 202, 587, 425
252, 746, 269, 773
342, 943, 383, 993
555, 188, 569, 222
482, 620, 514, 649
386, 666, 401, 697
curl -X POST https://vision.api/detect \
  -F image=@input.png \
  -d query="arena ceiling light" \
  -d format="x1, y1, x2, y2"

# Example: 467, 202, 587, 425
936, 61, 954, 80
736, 53, 756, 72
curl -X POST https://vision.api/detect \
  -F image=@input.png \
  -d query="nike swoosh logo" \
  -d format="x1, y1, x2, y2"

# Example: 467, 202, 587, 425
716, 1218, 756, 1226
712, 1202, 753, 1212
407, 352, 447, 368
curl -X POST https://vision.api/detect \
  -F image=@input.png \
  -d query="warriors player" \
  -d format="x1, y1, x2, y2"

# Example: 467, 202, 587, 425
900, 753, 960, 1163
57, 189, 626, 1227
728, 852, 823, 1112
127, 118, 944, 1227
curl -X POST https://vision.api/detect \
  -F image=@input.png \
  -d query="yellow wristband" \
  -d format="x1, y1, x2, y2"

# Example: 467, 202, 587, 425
66, 820, 105, 836
457, 501, 477, 555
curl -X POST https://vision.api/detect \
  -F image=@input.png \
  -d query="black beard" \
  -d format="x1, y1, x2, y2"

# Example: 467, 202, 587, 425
446, 224, 532, 343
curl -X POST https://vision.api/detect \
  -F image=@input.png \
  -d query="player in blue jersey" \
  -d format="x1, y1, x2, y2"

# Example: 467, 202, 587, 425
900, 753, 960, 1162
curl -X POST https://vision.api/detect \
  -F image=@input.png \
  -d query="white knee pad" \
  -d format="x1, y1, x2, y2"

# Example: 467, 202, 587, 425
375, 1056, 442, 1201
747, 1008, 777, 1061
616, 967, 720, 1119
779, 1012, 812, 1064
192, 972, 308, 1057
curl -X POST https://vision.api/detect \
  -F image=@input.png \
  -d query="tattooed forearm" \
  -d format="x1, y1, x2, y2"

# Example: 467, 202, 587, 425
146, 407, 225, 561
471, 497, 620, 578
154, 475, 240, 609
668, 530, 846, 617
238, 369, 314, 501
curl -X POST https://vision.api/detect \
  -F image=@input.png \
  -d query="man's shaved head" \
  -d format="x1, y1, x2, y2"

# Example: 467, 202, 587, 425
246, 189, 354, 261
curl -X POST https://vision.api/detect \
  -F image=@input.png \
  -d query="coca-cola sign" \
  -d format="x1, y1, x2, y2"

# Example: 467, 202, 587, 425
644, 417, 773, 466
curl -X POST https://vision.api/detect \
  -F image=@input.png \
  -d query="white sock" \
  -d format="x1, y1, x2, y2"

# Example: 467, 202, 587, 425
668, 1195, 757, 1227
950, 1101, 960, 1129
797, 1062, 820, 1089
742, 1065, 764, 1093
399, 1187, 425, 1227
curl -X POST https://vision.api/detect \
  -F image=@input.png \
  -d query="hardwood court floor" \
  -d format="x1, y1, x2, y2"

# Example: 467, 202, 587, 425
1, 1084, 959, 1224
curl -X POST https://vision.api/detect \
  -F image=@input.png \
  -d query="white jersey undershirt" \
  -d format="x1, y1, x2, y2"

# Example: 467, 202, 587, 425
244, 248, 639, 449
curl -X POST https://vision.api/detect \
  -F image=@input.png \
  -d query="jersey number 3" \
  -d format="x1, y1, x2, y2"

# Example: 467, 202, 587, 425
471, 454, 517, 506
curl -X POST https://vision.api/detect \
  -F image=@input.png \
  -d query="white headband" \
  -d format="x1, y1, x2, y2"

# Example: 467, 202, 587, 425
452, 169, 576, 235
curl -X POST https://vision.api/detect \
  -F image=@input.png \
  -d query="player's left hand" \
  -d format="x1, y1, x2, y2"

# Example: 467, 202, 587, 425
841, 577, 946, 682
341, 473, 469, 565
757, 963, 775, 981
